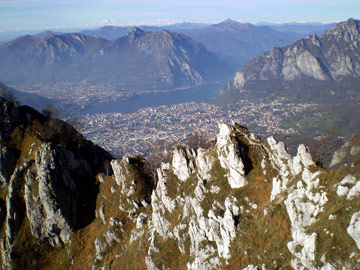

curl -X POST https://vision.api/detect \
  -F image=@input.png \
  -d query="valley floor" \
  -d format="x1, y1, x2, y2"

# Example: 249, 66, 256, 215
79, 98, 314, 157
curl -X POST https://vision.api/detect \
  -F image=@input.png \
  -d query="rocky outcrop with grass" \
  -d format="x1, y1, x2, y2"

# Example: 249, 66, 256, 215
1, 97, 360, 269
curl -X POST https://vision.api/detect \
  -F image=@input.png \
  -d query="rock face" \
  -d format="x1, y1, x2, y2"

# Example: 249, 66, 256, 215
221, 18, 360, 100
1, 98, 360, 269
329, 134, 360, 169
0, 29, 231, 90
0, 98, 112, 269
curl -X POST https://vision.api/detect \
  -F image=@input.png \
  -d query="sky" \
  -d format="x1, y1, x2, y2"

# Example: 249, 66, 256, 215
1, 0, 360, 32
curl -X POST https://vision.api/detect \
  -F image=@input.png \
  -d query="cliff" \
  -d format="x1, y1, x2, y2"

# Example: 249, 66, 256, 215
221, 18, 360, 102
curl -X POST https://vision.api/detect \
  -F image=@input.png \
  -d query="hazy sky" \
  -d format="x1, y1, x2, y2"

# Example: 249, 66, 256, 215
1, 0, 360, 31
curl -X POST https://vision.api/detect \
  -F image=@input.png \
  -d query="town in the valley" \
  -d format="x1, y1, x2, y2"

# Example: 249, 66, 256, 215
79, 98, 314, 157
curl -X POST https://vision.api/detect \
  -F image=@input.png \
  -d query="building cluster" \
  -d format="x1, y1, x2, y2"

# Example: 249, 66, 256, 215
79, 98, 314, 157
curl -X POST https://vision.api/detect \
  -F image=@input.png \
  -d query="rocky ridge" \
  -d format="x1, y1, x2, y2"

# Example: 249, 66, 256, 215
1, 98, 360, 269
221, 18, 360, 100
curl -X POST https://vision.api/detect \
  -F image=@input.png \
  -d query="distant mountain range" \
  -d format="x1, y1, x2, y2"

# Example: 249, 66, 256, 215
0, 20, 334, 70
256, 22, 336, 36
0, 28, 231, 91
78, 19, 329, 68
78, 22, 209, 41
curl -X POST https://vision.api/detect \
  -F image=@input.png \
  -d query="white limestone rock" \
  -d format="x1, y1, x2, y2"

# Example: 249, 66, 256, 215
216, 123, 247, 189
194, 180, 207, 201
270, 177, 282, 201
334, 175, 360, 199
267, 136, 293, 200
293, 144, 315, 175
111, 157, 137, 195
136, 213, 148, 228
24, 144, 75, 247
172, 147, 194, 181
195, 148, 214, 181
340, 175, 357, 185
284, 153, 328, 270
210, 185, 220, 194
243, 265, 259, 270
94, 237, 107, 261
98, 204, 106, 225
347, 181, 360, 200
347, 211, 360, 249
337, 185, 349, 197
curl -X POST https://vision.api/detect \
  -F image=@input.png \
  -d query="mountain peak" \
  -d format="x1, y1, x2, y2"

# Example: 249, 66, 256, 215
323, 18, 360, 42
211, 19, 253, 31
128, 26, 145, 34
223, 18, 236, 24
128, 27, 145, 43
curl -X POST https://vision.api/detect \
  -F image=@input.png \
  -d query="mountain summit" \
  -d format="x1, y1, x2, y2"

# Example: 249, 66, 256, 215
1, 98, 360, 269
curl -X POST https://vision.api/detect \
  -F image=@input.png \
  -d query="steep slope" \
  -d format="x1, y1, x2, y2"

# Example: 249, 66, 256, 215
0, 29, 231, 91
1, 98, 360, 269
0, 33, 110, 84
90, 27, 231, 90
0, 97, 114, 269
221, 18, 360, 102
179, 19, 299, 68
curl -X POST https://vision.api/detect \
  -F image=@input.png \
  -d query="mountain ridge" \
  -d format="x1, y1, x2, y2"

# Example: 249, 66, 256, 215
1, 98, 360, 269
0, 29, 231, 91
221, 18, 360, 97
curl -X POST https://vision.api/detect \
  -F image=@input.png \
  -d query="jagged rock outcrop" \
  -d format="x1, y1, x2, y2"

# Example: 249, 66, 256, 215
90, 122, 360, 270
1, 98, 360, 270
221, 18, 360, 101
0, 98, 112, 269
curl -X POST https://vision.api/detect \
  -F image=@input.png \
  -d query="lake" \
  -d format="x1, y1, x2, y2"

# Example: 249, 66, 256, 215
81, 79, 228, 115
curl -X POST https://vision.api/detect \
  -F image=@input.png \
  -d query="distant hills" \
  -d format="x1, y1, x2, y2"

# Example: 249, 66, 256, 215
256, 22, 336, 36
176, 19, 301, 67
0, 28, 231, 91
